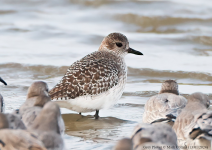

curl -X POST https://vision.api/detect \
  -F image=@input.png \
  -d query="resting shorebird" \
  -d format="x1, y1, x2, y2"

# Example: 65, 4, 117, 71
29, 102, 64, 150
131, 123, 178, 150
19, 81, 64, 134
0, 113, 46, 150
19, 81, 51, 127
0, 77, 7, 113
142, 80, 187, 125
173, 92, 212, 149
49, 32, 143, 119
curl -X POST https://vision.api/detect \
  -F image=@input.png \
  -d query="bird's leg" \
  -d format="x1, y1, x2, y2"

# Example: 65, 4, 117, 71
79, 112, 81, 115
94, 110, 99, 120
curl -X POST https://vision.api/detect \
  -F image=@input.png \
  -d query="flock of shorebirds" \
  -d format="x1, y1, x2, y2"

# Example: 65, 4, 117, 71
0, 32, 211, 150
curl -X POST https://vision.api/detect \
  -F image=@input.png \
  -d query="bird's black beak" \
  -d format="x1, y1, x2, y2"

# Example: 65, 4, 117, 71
128, 48, 143, 55
0, 77, 7, 85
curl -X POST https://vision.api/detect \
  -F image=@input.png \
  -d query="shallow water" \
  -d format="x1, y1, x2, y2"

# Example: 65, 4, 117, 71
0, 0, 212, 149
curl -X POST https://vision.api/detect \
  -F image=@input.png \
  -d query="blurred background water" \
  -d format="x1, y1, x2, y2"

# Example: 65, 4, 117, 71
0, 0, 212, 149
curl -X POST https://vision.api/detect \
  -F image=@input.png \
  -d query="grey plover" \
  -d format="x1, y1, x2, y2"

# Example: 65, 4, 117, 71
142, 80, 187, 125
49, 32, 143, 119
29, 102, 64, 150
131, 123, 178, 150
19, 81, 64, 134
0, 77, 7, 113
173, 92, 212, 149
0, 113, 46, 150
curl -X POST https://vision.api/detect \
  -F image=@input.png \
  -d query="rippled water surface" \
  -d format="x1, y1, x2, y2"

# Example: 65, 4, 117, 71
0, 0, 212, 149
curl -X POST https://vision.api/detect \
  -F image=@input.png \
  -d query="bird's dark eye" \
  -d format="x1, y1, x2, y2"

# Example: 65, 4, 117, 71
116, 43, 122, 47
165, 99, 169, 103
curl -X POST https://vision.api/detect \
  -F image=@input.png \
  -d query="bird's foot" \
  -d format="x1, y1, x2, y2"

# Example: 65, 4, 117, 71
94, 110, 99, 120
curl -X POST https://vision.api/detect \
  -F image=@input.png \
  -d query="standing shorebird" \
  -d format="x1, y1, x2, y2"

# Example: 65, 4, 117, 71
49, 32, 143, 119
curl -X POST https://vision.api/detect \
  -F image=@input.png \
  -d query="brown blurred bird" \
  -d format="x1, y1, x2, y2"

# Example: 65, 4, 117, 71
173, 92, 212, 149
131, 123, 178, 150
29, 102, 64, 150
19, 81, 64, 134
0, 113, 46, 150
142, 80, 187, 125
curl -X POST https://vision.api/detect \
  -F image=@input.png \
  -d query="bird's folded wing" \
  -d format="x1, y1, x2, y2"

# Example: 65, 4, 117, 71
142, 95, 166, 123
190, 111, 212, 140
179, 110, 212, 140
49, 51, 120, 100
21, 107, 41, 128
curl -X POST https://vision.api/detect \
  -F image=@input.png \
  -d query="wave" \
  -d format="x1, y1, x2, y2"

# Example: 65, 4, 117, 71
123, 91, 158, 97
192, 36, 212, 46
115, 14, 212, 33
123, 92, 212, 100
0, 63, 212, 82
0, 63, 69, 79
69, 0, 117, 7
0, 10, 16, 15
128, 67, 212, 82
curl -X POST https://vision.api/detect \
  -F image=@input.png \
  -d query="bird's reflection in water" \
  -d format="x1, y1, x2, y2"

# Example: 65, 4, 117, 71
62, 114, 129, 142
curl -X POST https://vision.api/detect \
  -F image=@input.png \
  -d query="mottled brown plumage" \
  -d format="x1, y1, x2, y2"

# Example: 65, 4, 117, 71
49, 51, 122, 100
49, 32, 143, 116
